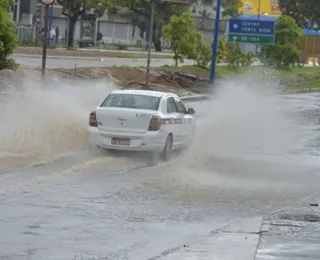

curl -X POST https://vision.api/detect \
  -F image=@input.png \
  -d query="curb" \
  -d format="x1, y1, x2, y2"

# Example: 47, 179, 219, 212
283, 88, 320, 95
12, 54, 172, 60
153, 217, 262, 260
180, 95, 211, 102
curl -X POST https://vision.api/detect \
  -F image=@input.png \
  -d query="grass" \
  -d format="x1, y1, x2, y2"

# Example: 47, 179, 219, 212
294, 79, 320, 89
158, 65, 320, 89
279, 67, 320, 89
279, 66, 320, 76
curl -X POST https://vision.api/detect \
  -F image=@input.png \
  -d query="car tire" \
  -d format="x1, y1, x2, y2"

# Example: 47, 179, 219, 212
162, 134, 173, 161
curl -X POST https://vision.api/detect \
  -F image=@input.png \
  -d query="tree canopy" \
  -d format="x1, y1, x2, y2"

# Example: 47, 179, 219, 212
162, 11, 202, 66
279, 0, 320, 29
56, 0, 122, 46
260, 15, 303, 69
0, 0, 18, 70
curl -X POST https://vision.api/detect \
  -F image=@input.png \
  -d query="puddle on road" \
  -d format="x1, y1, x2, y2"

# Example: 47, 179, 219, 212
0, 69, 319, 179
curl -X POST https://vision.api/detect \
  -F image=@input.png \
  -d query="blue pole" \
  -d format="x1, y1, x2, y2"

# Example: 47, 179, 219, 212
210, 0, 222, 83
48, 4, 53, 46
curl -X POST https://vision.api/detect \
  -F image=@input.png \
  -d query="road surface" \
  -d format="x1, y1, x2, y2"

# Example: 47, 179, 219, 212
1, 91, 320, 259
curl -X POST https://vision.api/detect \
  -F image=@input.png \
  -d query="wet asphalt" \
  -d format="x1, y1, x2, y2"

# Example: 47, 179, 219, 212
1, 92, 320, 260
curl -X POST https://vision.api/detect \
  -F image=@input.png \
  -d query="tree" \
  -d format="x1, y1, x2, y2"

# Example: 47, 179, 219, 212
192, 0, 242, 17
217, 36, 227, 63
0, 0, 18, 70
279, 0, 320, 29
56, 0, 120, 47
196, 40, 211, 68
56, 0, 86, 47
162, 12, 202, 66
116, 0, 242, 52
260, 15, 303, 69
124, 0, 187, 52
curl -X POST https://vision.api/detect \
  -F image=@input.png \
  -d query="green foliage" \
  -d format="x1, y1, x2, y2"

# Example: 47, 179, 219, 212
279, 0, 320, 29
239, 51, 255, 67
216, 0, 242, 17
190, 0, 242, 17
196, 41, 211, 68
162, 12, 202, 67
226, 42, 241, 68
0, 58, 19, 70
0, 0, 18, 70
220, 39, 255, 68
260, 15, 303, 69
217, 37, 227, 63
127, 0, 188, 52
119, 0, 241, 52
0, 0, 13, 10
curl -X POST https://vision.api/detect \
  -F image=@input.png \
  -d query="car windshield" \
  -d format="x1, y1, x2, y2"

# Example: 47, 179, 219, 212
101, 94, 160, 111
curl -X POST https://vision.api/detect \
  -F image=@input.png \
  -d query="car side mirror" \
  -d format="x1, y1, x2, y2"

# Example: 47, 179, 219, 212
186, 108, 195, 115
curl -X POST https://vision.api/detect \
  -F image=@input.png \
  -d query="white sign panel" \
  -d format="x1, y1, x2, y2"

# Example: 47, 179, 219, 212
40, 0, 56, 5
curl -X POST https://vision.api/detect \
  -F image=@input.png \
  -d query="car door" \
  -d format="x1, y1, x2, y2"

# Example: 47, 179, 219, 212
166, 96, 183, 145
173, 97, 190, 144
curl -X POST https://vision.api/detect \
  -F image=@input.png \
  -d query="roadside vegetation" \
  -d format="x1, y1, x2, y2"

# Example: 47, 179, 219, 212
0, 0, 18, 70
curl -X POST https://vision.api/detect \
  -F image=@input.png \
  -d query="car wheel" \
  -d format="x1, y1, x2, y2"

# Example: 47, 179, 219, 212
162, 134, 173, 161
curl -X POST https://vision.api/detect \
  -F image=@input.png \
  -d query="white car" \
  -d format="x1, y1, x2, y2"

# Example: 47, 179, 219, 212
88, 89, 196, 162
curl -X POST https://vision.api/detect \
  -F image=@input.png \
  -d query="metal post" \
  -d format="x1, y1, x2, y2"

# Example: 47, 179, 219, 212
42, 5, 49, 76
16, 0, 21, 24
255, 0, 261, 54
94, 18, 99, 46
312, 36, 315, 65
145, 0, 155, 89
209, 0, 222, 83
48, 4, 53, 46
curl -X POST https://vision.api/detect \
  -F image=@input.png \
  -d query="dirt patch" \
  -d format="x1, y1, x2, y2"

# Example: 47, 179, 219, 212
63, 67, 200, 95
1, 66, 209, 97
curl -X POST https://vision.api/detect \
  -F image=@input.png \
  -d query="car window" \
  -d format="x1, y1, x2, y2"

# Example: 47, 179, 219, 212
174, 98, 186, 114
167, 97, 177, 113
101, 94, 160, 111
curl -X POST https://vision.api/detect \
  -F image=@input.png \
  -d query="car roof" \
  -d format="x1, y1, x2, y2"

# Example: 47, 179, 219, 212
110, 89, 178, 98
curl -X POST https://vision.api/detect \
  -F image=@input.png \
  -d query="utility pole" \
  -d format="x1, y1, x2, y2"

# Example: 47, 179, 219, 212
145, 0, 155, 89
209, 0, 222, 83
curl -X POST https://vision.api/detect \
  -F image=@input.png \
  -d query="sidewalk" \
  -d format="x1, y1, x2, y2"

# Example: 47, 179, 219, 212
256, 195, 320, 260
153, 195, 320, 260
156, 217, 263, 260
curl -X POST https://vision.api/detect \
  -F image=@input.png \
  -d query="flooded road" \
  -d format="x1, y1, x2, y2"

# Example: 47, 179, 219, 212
1, 79, 320, 259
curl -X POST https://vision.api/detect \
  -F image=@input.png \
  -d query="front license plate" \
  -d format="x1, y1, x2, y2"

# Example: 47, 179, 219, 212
111, 138, 130, 146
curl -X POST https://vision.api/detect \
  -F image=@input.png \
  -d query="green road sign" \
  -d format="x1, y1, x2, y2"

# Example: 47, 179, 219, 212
228, 33, 274, 45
